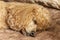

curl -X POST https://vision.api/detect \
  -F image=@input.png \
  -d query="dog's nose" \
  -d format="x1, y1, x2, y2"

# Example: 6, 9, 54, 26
29, 31, 35, 37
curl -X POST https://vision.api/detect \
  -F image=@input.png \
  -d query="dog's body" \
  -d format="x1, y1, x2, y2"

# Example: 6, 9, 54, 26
0, 1, 51, 36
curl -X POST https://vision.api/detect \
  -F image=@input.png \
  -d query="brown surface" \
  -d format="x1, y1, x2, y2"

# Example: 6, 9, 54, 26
48, 8, 60, 32
0, 29, 60, 40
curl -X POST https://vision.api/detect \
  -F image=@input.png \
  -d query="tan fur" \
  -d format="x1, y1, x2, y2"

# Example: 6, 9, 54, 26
0, 1, 8, 29
0, 1, 51, 35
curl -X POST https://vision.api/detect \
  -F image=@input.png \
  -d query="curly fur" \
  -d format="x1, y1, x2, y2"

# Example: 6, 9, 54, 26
0, 1, 51, 36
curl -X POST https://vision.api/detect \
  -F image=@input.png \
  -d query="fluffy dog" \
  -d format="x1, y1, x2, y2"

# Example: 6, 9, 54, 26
0, 1, 51, 36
